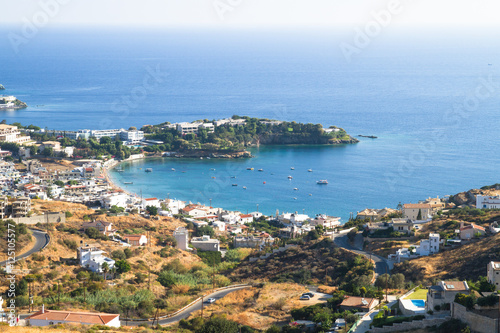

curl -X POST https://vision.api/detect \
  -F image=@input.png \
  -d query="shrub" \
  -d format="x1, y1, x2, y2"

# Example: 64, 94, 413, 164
65, 211, 73, 218
111, 250, 126, 260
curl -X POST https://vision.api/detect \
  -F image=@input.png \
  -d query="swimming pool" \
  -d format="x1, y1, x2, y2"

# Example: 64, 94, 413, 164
411, 300, 425, 308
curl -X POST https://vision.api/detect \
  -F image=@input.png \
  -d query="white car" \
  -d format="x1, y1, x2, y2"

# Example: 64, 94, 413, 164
205, 298, 216, 303
299, 295, 311, 300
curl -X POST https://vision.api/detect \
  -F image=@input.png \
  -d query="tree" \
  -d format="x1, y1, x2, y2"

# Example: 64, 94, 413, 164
85, 227, 101, 239
347, 228, 358, 242
124, 247, 133, 259
111, 249, 126, 260
115, 260, 131, 274
196, 225, 215, 237
416, 209, 422, 220
157, 271, 176, 288
102, 262, 109, 280
146, 205, 158, 216
199, 316, 239, 333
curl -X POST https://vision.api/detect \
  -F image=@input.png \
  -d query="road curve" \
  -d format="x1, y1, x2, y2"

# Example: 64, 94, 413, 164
123, 285, 251, 326
333, 233, 389, 279
0, 229, 50, 266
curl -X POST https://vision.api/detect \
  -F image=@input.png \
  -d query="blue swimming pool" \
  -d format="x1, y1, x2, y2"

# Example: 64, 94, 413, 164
411, 300, 425, 308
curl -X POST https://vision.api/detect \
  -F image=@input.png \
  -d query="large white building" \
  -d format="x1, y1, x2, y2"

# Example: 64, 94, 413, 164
487, 261, 500, 289
176, 122, 215, 135
0, 124, 32, 144
476, 195, 500, 209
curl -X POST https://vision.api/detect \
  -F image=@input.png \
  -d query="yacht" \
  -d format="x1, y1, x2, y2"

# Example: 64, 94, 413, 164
308, 169, 313, 172
290, 167, 295, 170
317, 180, 328, 184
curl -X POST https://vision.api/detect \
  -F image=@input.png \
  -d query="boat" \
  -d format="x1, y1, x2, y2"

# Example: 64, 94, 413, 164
211, 176, 216, 179
293, 197, 297, 200
290, 167, 295, 170
210, 168, 216, 171
145, 168, 153, 173
263, 181, 266, 184
171, 168, 175, 171
288, 176, 293, 179
358, 135, 378, 139
247, 167, 254, 170
231, 176, 237, 178
207, 157, 211, 159
200, 157, 203, 159
258, 169, 263, 172
232, 184, 238, 186
116, 168, 124, 172
309, 194, 312, 196
307, 169, 313, 172
123, 181, 133, 184
293, 188, 298, 191
317, 180, 328, 184
181, 171, 187, 173
243, 186, 247, 189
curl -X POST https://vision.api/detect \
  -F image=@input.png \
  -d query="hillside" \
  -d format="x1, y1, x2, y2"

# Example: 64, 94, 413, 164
230, 238, 374, 288
393, 233, 500, 283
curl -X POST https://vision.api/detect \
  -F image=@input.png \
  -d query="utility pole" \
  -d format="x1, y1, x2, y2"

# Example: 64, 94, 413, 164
385, 267, 389, 304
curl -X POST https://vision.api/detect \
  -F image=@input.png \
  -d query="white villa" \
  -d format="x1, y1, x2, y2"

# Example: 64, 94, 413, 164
476, 195, 500, 209
77, 243, 115, 273
388, 233, 440, 263
0, 124, 32, 144
487, 261, 500, 289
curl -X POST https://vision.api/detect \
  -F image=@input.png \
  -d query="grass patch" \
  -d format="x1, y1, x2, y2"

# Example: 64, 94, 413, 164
404, 288, 427, 300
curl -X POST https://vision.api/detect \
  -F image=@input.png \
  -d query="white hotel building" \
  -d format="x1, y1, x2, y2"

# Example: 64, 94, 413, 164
476, 195, 500, 209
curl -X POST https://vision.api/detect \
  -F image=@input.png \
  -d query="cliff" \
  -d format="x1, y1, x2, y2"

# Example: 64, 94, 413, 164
255, 133, 359, 145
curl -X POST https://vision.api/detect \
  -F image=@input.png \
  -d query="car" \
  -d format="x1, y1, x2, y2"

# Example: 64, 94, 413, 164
299, 295, 311, 300
205, 298, 216, 303
302, 292, 315, 298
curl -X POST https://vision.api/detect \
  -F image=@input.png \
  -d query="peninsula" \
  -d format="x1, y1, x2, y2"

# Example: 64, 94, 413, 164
142, 116, 358, 158
0, 95, 28, 109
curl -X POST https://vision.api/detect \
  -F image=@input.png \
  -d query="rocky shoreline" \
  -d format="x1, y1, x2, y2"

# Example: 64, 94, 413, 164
164, 150, 253, 159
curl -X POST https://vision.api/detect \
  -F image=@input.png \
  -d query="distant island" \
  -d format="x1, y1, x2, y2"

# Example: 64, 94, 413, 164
142, 116, 359, 158
0, 84, 5, 90
0, 95, 28, 109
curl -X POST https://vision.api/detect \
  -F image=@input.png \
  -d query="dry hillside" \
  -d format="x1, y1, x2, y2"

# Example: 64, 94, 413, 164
393, 233, 500, 282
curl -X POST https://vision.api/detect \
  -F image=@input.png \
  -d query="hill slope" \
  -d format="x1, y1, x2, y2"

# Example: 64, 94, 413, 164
393, 233, 500, 282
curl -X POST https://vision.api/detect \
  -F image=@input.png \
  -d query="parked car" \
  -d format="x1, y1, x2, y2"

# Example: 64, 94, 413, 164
299, 295, 311, 300
302, 292, 315, 298
205, 298, 216, 303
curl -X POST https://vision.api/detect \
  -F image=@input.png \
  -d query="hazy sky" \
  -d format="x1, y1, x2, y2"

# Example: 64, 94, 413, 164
0, 0, 498, 28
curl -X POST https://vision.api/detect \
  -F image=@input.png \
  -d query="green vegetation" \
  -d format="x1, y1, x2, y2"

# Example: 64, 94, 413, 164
372, 314, 425, 328
142, 116, 357, 154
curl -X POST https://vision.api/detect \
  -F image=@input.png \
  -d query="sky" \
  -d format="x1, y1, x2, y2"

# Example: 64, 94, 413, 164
0, 0, 499, 29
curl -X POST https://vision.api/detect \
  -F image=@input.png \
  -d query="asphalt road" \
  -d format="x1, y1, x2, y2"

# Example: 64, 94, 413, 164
0, 229, 50, 266
333, 233, 389, 279
123, 285, 251, 326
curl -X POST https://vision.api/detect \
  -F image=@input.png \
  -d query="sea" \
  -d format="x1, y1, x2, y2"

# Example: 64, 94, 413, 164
1, 26, 499, 221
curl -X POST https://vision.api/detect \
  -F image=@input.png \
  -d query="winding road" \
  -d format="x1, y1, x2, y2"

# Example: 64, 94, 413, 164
0, 229, 50, 266
124, 285, 251, 326
332, 232, 390, 279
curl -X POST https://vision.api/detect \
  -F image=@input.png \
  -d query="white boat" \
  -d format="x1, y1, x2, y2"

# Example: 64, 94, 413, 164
145, 168, 153, 173
288, 176, 293, 179
243, 186, 247, 189
171, 168, 175, 171
258, 169, 264, 172
123, 181, 133, 184
317, 180, 328, 184
308, 169, 313, 172
200, 157, 203, 159
290, 167, 295, 170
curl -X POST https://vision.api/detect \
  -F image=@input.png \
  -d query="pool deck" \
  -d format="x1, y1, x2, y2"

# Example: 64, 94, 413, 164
400, 299, 426, 315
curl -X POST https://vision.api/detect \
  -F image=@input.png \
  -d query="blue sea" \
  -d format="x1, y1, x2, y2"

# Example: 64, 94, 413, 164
1, 27, 499, 220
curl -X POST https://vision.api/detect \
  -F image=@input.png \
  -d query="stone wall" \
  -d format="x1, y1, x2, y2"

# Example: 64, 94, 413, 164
452, 302, 499, 333
12, 212, 66, 225
369, 317, 450, 333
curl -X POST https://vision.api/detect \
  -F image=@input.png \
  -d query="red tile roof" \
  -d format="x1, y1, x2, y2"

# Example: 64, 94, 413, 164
27, 310, 119, 325
460, 224, 486, 232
